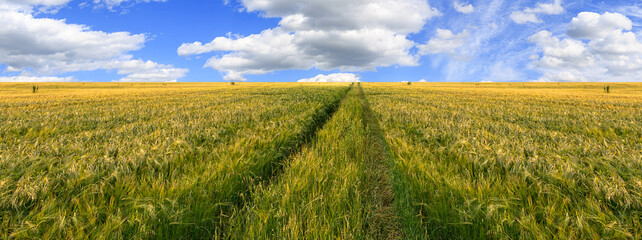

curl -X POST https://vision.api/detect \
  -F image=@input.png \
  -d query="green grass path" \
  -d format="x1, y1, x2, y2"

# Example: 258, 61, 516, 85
229, 85, 407, 239
358, 84, 404, 239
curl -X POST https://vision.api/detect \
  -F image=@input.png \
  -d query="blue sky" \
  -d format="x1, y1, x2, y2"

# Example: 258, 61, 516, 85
0, 0, 640, 82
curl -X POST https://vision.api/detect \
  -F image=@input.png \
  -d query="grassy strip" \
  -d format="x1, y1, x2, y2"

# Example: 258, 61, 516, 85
231, 84, 408, 239
357, 84, 404, 239
231, 86, 371, 238
0, 84, 350, 239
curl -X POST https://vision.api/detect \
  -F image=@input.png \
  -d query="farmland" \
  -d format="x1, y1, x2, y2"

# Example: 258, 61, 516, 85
1, 82, 642, 239
364, 83, 642, 239
0, 83, 350, 239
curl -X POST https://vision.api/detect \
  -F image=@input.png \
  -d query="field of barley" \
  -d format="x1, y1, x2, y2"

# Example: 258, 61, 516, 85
364, 83, 642, 239
1, 82, 641, 239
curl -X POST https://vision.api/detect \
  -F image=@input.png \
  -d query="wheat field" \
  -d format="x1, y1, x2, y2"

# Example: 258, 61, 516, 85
364, 83, 642, 239
1, 82, 641, 239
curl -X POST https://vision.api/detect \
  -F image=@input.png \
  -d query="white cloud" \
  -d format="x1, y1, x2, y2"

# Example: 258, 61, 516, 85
418, 29, 470, 56
239, 0, 439, 34
418, 79, 427, 82
0, 11, 145, 73
529, 12, 642, 82
534, 71, 588, 82
0, 4, 187, 82
0, 0, 161, 12
182, 28, 313, 81
114, 68, 187, 82
105, 59, 188, 82
0, 0, 70, 6
0, 75, 75, 82
529, 30, 593, 69
297, 73, 360, 82
510, 12, 542, 24
567, 12, 632, 39
589, 30, 642, 57
529, 0, 564, 14
295, 28, 418, 70
92, 0, 166, 10
510, 0, 563, 24
180, 0, 440, 81
0, 0, 70, 13
454, 1, 474, 14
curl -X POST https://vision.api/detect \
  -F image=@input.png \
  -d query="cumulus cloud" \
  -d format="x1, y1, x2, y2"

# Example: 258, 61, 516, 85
418, 29, 470, 56
106, 59, 189, 82
529, 12, 642, 82
114, 69, 186, 82
181, 29, 313, 81
454, 1, 474, 14
0, 11, 145, 73
239, 0, 439, 34
510, 0, 564, 24
0, 76, 75, 82
529, 30, 593, 69
0, 1, 187, 82
179, 0, 441, 81
567, 12, 632, 39
297, 73, 360, 82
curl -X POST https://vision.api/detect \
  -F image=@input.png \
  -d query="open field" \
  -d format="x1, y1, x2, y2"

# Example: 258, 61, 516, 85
0, 83, 350, 239
365, 83, 642, 239
1, 82, 641, 239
